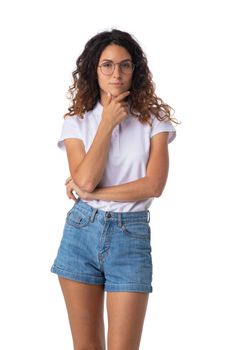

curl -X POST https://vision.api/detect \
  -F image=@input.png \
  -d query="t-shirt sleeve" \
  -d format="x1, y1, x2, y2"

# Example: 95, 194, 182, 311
57, 116, 83, 151
150, 113, 176, 144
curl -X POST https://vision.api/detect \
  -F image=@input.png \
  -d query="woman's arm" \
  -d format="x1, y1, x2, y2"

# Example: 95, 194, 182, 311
85, 177, 156, 202
65, 176, 155, 202
66, 91, 130, 193
66, 132, 170, 202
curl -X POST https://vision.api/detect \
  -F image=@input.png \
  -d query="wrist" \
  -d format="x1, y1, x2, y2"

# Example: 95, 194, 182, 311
99, 118, 113, 134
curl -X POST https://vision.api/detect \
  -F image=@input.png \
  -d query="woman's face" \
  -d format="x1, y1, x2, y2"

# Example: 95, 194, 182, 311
97, 44, 133, 104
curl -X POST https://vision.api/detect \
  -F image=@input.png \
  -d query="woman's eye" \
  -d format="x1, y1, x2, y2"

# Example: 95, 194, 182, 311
103, 62, 112, 68
122, 63, 130, 68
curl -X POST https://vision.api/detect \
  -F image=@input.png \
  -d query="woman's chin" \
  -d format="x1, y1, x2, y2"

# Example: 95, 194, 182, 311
109, 87, 126, 96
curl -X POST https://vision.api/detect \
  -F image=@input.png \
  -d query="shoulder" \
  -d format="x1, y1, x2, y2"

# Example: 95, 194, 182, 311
63, 110, 94, 126
149, 111, 177, 144
64, 114, 85, 123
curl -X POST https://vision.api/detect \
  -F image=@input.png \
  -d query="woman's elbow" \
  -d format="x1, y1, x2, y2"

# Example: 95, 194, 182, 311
153, 189, 163, 198
153, 184, 166, 197
72, 175, 95, 193
80, 181, 96, 193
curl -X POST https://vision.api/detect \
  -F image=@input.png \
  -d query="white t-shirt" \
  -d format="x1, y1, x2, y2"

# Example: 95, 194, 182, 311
57, 101, 176, 212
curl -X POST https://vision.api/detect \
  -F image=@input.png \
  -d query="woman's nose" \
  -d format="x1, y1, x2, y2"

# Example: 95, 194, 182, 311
113, 63, 122, 77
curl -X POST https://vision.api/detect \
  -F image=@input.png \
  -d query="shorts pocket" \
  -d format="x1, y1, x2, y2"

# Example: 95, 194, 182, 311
121, 222, 151, 240
66, 206, 91, 229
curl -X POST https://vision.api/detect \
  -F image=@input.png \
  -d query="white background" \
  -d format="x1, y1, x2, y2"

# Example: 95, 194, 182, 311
0, 0, 232, 349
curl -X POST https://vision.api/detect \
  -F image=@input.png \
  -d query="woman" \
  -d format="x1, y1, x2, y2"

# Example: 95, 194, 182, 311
51, 29, 179, 350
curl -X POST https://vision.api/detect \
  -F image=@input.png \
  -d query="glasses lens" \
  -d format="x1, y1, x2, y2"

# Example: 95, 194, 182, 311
101, 62, 114, 75
120, 62, 134, 73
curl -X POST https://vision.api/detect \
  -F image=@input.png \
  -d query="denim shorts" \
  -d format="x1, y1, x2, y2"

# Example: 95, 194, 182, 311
50, 198, 153, 293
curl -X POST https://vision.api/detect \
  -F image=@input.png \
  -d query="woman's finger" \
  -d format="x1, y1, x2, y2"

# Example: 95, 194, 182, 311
65, 176, 72, 185
66, 184, 77, 201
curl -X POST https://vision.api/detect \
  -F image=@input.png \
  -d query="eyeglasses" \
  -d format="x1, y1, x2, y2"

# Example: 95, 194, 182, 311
98, 61, 135, 75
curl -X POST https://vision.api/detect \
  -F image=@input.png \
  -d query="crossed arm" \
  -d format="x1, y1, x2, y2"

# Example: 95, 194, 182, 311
83, 176, 156, 202
67, 132, 170, 202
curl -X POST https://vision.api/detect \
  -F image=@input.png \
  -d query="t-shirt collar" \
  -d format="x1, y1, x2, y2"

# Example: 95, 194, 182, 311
93, 100, 103, 117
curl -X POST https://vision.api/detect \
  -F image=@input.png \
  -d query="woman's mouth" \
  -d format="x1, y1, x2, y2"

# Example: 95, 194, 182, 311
110, 83, 123, 86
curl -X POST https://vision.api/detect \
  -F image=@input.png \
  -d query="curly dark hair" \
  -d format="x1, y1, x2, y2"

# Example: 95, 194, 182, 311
64, 28, 180, 127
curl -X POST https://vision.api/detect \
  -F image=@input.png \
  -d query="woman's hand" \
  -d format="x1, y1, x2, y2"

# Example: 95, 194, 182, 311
101, 91, 130, 130
65, 176, 93, 201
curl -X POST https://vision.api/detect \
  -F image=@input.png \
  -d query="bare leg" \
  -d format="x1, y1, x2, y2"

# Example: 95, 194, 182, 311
58, 277, 106, 350
107, 291, 149, 350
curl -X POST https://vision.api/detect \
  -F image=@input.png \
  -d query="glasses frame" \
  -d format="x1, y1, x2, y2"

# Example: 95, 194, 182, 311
98, 60, 135, 75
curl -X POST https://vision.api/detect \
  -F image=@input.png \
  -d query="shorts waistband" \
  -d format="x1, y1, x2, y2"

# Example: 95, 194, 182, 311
74, 198, 150, 225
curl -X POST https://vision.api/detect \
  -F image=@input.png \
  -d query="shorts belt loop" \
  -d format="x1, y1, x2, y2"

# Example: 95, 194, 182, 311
147, 210, 150, 223
118, 212, 122, 227
91, 208, 98, 222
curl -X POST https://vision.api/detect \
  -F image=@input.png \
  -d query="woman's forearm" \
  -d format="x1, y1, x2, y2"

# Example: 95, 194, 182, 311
73, 120, 113, 192
89, 176, 156, 202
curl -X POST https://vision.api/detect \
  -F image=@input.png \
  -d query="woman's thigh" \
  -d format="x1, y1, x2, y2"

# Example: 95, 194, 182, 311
58, 277, 106, 350
107, 291, 149, 350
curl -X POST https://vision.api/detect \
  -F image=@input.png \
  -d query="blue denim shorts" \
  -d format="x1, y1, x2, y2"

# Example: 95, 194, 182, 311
50, 198, 153, 293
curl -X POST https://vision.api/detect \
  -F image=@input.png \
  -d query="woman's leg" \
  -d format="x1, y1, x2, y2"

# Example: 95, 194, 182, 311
106, 291, 149, 350
58, 277, 106, 350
